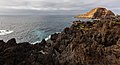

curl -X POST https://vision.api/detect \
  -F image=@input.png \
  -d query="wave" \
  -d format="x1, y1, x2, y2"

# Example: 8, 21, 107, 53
31, 32, 60, 44
31, 35, 51, 44
45, 35, 51, 41
31, 41, 41, 44
0, 30, 13, 35
45, 32, 60, 41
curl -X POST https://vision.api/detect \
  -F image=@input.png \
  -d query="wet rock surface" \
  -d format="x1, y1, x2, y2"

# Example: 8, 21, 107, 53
0, 16, 120, 65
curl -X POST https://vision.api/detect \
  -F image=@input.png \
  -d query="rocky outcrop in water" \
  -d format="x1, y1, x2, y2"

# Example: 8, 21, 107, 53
0, 11, 120, 65
75, 7, 115, 19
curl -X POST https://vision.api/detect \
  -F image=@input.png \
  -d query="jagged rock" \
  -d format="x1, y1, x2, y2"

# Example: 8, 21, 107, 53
52, 15, 120, 65
0, 38, 58, 65
0, 8, 120, 65
75, 7, 115, 19
6, 38, 17, 45
64, 27, 72, 34
51, 33, 58, 43
0, 40, 5, 45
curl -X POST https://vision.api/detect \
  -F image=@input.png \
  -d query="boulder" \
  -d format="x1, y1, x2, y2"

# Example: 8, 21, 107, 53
0, 40, 5, 45
6, 38, 17, 45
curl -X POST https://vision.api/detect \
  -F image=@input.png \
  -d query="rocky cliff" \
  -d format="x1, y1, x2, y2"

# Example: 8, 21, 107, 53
0, 13, 120, 65
75, 7, 115, 19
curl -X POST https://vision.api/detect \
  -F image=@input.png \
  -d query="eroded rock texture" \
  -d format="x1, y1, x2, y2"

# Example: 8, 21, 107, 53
52, 16, 120, 65
0, 16, 120, 65
75, 7, 115, 19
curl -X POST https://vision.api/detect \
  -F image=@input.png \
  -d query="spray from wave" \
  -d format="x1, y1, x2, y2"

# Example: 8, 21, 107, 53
0, 30, 13, 35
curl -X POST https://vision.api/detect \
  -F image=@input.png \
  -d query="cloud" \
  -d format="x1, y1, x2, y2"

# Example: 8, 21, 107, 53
0, 0, 119, 14
0, 0, 119, 10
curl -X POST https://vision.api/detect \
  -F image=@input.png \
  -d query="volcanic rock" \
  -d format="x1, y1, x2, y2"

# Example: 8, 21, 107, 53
6, 38, 17, 45
0, 8, 120, 65
75, 7, 115, 19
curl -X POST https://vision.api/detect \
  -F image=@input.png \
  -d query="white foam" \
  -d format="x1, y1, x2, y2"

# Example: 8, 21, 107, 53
31, 35, 51, 44
32, 41, 41, 44
45, 35, 51, 41
45, 32, 60, 41
31, 32, 61, 44
0, 30, 13, 35
55, 32, 61, 34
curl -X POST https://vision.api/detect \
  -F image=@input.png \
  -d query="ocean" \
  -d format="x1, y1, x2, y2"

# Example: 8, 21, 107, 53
0, 15, 75, 43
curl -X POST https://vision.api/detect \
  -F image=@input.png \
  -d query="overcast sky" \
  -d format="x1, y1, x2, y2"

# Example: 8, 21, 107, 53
0, 0, 119, 15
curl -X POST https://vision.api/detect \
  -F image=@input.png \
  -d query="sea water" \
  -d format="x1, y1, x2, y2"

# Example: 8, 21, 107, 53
0, 15, 75, 43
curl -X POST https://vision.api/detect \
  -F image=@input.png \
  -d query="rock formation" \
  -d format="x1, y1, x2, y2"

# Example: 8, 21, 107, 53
75, 7, 115, 19
0, 9, 120, 65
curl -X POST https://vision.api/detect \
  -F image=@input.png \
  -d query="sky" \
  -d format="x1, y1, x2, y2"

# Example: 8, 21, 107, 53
0, 0, 120, 15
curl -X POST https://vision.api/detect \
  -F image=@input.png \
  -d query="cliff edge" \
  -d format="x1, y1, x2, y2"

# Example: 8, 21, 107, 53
75, 7, 115, 19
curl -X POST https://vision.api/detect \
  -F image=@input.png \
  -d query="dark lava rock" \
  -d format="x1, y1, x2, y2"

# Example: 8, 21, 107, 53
0, 40, 5, 45
51, 33, 59, 43
0, 15, 120, 65
0, 39, 58, 65
54, 16, 120, 65
6, 38, 17, 45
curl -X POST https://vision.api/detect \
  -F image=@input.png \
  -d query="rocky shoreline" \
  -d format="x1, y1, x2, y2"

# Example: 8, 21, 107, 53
0, 7, 120, 65
0, 15, 120, 65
